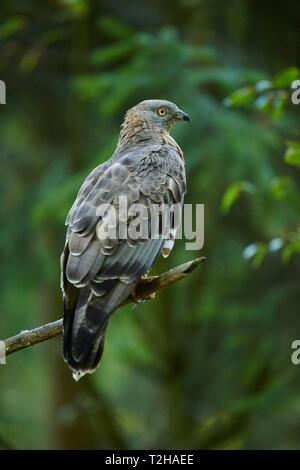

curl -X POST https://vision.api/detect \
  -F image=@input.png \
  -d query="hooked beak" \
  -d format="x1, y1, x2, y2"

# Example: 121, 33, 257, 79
176, 110, 191, 123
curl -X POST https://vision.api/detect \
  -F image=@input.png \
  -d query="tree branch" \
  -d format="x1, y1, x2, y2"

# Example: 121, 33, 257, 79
3, 257, 205, 357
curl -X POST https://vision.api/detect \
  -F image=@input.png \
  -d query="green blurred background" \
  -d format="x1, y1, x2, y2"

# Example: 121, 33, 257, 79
1, 0, 300, 450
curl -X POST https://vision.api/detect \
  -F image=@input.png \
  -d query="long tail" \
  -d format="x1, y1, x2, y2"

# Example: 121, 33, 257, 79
63, 280, 133, 380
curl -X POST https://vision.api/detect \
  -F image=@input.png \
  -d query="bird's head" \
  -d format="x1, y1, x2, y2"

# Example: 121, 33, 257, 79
129, 99, 190, 132
117, 99, 190, 151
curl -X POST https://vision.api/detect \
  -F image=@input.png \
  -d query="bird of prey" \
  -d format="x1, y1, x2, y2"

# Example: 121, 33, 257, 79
61, 99, 189, 380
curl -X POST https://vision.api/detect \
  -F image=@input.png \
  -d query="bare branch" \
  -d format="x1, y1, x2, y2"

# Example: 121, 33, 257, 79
3, 257, 205, 357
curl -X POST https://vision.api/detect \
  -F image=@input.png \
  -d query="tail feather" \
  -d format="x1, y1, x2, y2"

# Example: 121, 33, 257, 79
63, 280, 133, 380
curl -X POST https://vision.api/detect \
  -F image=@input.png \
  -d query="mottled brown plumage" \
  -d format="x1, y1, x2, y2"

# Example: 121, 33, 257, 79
61, 99, 189, 380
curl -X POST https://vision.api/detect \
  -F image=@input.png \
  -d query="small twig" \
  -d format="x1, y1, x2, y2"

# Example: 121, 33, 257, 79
3, 257, 205, 357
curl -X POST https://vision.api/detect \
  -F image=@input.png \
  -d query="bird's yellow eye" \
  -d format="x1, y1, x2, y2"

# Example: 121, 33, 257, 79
158, 108, 167, 116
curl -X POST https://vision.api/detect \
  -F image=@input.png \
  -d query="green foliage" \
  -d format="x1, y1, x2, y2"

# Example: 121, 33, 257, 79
282, 238, 300, 263
220, 181, 255, 214
285, 141, 300, 168
224, 86, 256, 108
223, 69, 300, 269
273, 67, 300, 88
224, 68, 300, 119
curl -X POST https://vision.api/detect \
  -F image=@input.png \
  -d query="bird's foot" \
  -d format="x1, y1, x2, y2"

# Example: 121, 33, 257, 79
130, 275, 158, 302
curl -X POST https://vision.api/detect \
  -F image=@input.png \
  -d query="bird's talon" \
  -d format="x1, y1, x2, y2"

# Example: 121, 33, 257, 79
147, 292, 156, 300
